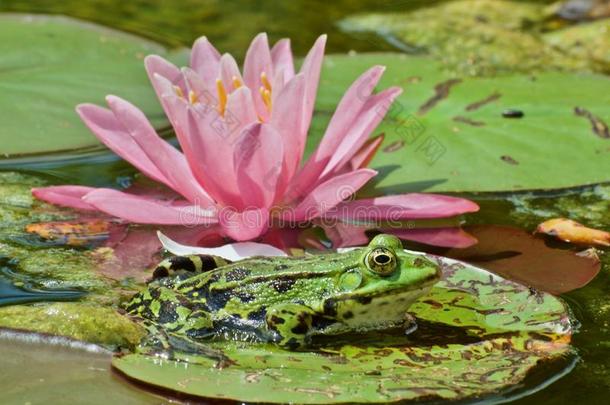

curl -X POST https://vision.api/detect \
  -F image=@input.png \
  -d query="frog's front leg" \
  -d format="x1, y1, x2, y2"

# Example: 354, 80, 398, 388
265, 303, 317, 350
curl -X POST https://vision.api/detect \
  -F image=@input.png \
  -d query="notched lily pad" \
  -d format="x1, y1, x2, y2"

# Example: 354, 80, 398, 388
112, 254, 574, 403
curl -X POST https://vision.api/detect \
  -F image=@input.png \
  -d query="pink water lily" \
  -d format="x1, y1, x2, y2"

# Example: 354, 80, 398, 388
32, 33, 479, 247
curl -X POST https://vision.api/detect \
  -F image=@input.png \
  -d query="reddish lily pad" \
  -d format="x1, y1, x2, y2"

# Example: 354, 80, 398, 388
112, 253, 574, 403
443, 225, 601, 294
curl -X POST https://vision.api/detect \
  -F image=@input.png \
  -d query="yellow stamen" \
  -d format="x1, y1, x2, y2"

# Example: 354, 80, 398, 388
259, 86, 272, 111
260, 71, 272, 92
216, 79, 227, 116
232, 75, 242, 89
188, 90, 198, 104
173, 85, 184, 99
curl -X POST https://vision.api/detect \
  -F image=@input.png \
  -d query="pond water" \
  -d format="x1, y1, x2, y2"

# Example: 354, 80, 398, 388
0, 0, 608, 404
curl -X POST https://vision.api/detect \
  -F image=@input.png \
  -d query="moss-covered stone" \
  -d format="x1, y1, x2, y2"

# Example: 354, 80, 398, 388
0, 302, 144, 347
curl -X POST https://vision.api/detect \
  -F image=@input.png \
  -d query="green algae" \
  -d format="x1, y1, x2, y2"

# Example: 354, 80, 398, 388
339, 0, 604, 76
0, 303, 144, 348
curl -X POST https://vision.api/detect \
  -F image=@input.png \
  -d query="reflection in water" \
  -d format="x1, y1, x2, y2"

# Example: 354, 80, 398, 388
0, 329, 169, 404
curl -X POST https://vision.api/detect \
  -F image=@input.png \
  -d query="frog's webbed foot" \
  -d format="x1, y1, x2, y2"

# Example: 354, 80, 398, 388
151, 254, 231, 282
266, 303, 316, 350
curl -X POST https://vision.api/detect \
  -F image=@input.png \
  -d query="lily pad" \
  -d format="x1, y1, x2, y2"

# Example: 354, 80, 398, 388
112, 253, 574, 403
0, 14, 186, 158
312, 53, 610, 193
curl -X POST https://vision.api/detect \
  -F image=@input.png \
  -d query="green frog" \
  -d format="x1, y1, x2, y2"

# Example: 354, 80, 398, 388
124, 234, 441, 351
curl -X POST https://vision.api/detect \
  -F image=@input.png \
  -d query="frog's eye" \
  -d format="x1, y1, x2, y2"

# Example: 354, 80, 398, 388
365, 248, 397, 276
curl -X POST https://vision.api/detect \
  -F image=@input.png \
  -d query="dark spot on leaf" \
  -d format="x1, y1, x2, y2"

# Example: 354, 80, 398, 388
275, 264, 289, 271
342, 311, 354, 319
322, 365, 332, 372
501, 155, 519, 165
465, 92, 502, 111
574, 107, 609, 139
418, 79, 462, 115
453, 116, 485, 127
382, 140, 405, 153
502, 109, 524, 118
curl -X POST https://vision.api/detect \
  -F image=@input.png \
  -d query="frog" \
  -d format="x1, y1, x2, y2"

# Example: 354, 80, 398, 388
123, 234, 441, 352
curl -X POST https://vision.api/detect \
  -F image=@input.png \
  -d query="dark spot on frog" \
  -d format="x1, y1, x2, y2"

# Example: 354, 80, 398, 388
247, 306, 267, 321
413, 257, 428, 268
207, 273, 222, 283
501, 155, 519, 165
342, 311, 354, 320
157, 301, 179, 324
168, 256, 197, 272
574, 106, 610, 139
502, 109, 524, 118
284, 338, 300, 350
235, 291, 255, 303
355, 296, 372, 305
323, 299, 338, 316
206, 289, 232, 310
199, 255, 223, 271
152, 266, 169, 279
383, 140, 404, 153
291, 318, 309, 335
271, 277, 296, 293
269, 315, 285, 325
225, 267, 250, 282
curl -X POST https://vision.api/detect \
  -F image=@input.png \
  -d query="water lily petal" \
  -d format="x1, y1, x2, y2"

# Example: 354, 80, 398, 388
219, 53, 243, 93
290, 169, 377, 222
158, 231, 286, 260
32, 185, 98, 211
270, 73, 306, 186
321, 87, 402, 178
327, 194, 480, 221
190, 36, 221, 86
83, 189, 217, 226
76, 103, 169, 185
225, 86, 258, 133
105, 95, 215, 207
388, 227, 478, 248
319, 220, 370, 248
292, 65, 385, 197
349, 134, 385, 171
243, 33, 273, 120
234, 123, 284, 208
218, 207, 270, 241
144, 55, 186, 100
271, 38, 295, 80
298, 34, 326, 135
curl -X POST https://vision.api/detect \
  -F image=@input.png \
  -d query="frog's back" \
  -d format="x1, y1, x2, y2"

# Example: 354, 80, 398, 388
175, 250, 361, 316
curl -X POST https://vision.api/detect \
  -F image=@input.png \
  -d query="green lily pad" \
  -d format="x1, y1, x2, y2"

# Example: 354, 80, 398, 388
112, 254, 573, 403
312, 53, 610, 193
0, 14, 186, 158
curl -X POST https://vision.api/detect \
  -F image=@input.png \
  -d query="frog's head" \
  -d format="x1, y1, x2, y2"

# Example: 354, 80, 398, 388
329, 234, 442, 330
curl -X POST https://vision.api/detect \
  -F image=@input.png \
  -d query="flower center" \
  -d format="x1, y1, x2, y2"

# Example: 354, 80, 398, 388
259, 71, 272, 113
